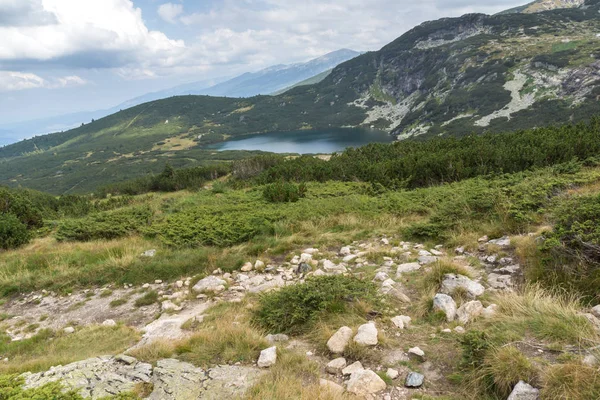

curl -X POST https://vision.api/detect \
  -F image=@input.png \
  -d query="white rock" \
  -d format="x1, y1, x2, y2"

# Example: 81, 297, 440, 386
141, 249, 156, 257
265, 334, 289, 343
343, 254, 358, 263
418, 250, 432, 256
327, 326, 353, 354
142, 283, 150, 289
241, 262, 253, 272
102, 319, 117, 327
591, 305, 600, 319
257, 346, 277, 368
457, 301, 484, 325
478, 235, 489, 243
346, 369, 387, 396
442, 328, 452, 333
342, 361, 364, 376
374, 271, 389, 282
300, 253, 313, 263
418, 255, 438, 265
454, 326, 465, 334
175, 280, 184, 288
386, 368, 399, 379
430, 249, 444, 256
396, 263, 421, 276
322, 260, 346, 274
440, 274, 485, 298
433, 293, 457, 322
319, 379, 345, 396
482, 304, 498, 319
408, 347, 425, 361
340, 246, 352, 256
192, 276, 227, 293
154, 280, 163, 284
455, 247, 465, 255
63, 327, 75, 334
254, 260, 265, 270
488, 236, 511, 248
583, 354, 598, 367
313, 269, 326, 277
161, 300, 182, 312
303, 248, 319, 254
353, 322, 378, 346
507, 380, 540, 400
391, 316, 406, 329
326, 357, 347, 374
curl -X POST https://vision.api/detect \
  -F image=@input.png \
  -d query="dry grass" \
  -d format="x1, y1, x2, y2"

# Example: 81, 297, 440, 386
244, 350, 353, 400
541, 363, 600, 400
0, 325, 140, 375
489, 286, 598, 344
127, 339, 178, 365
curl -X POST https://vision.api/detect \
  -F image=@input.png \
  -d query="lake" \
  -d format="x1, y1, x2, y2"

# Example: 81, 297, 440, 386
207, 128, 395, 154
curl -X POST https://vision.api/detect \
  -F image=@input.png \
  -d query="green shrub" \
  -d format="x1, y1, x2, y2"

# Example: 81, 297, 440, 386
56, 206, 153, 242
0, 214, 31, 250
459, 330, 490, 369
0, 374, 83, 399
134, 291, 158, 307
262, 182, 307, 203
254, 276, 381, 334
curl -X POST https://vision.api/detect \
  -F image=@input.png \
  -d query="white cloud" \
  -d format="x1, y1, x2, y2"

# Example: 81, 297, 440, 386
0, 71, 86, 91
0, 0, 186, 68
158, 2, 183, 24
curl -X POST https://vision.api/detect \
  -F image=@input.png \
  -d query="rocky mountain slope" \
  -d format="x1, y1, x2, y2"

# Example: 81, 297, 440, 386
1, 1, 599, 193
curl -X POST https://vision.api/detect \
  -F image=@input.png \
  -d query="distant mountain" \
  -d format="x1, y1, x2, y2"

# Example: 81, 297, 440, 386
2, 2, 600, 194
197, 49, 361, 98
0, 50, 359, 146
271, 69, 334, 95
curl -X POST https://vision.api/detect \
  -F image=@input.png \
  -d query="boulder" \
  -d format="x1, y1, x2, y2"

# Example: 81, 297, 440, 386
319, 379, 345, 396
456, 301, 484, 324
327, 326, 353, 354
241, 262, 253, 272
592, 305, 600, 319
374, 271, 389, 281
391, 316, 406, 329
340, 247, 352, 256
396, 263, 421, 276
192, 276, 227, 294
343, 254, 358, 263
63, 326, 75, 334
405, 372, 425, 388
386, 368, 399, 380
488, 236, 511, 248
299, 253, 313, 263
102, 319, 117, 327
418, 255, 438, 265
482, 304, 498, 319
346, 369, 387, 396
326, 357, 347, 374
433, 293, 457, 322
265, 334, 289, 343
507, 381, 540, 400
440, 274, 485, 298
342, 361, 364, 376
254, 260, 265, 270
353, 322, 378, 346
322, 260, 347, 274
257, 346, 277, 368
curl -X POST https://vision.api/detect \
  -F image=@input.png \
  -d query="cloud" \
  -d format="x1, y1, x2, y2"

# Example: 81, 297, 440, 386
0, 71, 86, 91
0, 0, 186, 69
0, 0, 57, 27
158, 2, 183, 24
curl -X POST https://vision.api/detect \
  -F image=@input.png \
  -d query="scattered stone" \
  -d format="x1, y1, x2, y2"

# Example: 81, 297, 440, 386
592, 305, 600, 319
405, 372, 425, 388
418, 250, 433, 257
340, 246, 352, 256
454, 326, 465, 334
296, 262, 311, 274
141, 249, 156, 257
391, 316, 407, 329
457, 301, 484, 325
257, 346, 277, 368
396, 262, 421, 276
265, 334, 289, 343
342, 361, 364, 376
488, 236, 511, 248
327, 326, 353, 354
343, 254, 358, 263
154, 280, 163, 284
313, 269, 326, 277
433, 293, 457, 322
241, 262, 253, 272
381, 238, 390, 245
440, 274, 485, 298
418, 255, 438, 265
161, 300, 182, 312
142, 283, 150, 289
583, 354, 598, 367
346, 369, 387, 396
430, 249, 444, 256
507, 381, 540, 400
482, 304, 498, 319
102, 319, 117, 327
175, 280, 184, 288
478, 235, 489, 243
487, 273, 513, 291
322, 260, 347, 274
254, 260, 265, 270
192, 276, 227, 294
63, 326, 75, 334
386, 368, 399, 380
353, 322, 378, 346
326, 357, 347, 374
319, 379, 345, 396
303, 248, 319, 254
408, 347, 425, 361
442, 328, 452, 333
455, 247, 465, 255
374, 271, 389, 281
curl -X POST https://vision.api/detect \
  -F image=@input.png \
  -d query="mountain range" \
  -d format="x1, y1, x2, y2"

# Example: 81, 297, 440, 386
1, 0, 599, 194
0, 49, 360, 147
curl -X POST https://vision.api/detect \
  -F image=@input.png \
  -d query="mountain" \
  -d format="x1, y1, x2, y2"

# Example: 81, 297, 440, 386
1, 1, 600, 194
196, 49, 362, 98
500, 0, 586, 14
270, 69, 334, 95
0, 50, 359, 147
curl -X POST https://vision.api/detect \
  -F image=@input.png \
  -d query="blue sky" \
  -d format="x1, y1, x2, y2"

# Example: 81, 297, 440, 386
0, 0, 527, 124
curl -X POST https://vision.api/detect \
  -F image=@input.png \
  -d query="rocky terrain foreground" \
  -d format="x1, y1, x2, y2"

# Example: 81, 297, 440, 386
1, 232, 587, 399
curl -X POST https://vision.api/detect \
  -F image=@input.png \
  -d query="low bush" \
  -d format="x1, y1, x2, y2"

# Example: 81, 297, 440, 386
56, 206, 153, 242
0, 213, 31, 250
254, 276, 381, 335
134, 291, 159, 307
263, 182, 307, 203
0, 375, 82, 399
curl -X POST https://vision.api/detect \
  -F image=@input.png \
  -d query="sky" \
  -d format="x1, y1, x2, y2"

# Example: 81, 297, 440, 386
0, 0, 528, 124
